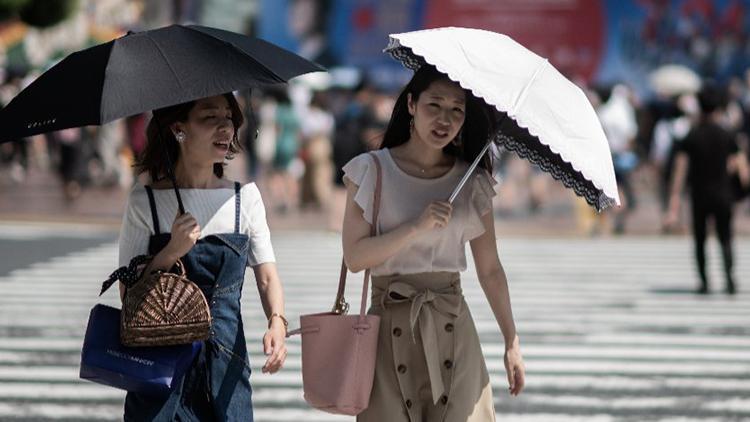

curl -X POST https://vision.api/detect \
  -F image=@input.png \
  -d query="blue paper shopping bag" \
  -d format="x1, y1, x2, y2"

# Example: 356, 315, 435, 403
79, 304, 201, 396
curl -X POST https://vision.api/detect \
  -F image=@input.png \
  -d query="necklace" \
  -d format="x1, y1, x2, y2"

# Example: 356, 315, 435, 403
390, 149, 449, 176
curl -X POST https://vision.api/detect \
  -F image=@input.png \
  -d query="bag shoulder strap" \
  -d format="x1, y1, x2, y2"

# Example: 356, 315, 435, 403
331, 152, 383, 315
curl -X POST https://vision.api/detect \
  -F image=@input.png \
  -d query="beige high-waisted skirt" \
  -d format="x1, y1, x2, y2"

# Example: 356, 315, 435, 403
357, 272, 495, 422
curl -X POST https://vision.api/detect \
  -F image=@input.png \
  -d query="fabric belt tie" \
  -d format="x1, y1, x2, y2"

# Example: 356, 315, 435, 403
378, 281, 462, 404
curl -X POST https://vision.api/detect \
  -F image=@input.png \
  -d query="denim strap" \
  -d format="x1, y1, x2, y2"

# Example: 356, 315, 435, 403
234, 182, 241, 234
144, 185, 160, 235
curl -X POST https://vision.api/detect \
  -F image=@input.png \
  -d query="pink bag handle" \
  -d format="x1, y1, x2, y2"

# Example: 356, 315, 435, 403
331, 152, 383, 321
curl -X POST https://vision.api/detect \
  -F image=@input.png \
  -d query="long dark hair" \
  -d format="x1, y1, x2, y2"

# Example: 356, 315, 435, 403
135, 93, 245, 182
380, 65, 494, 171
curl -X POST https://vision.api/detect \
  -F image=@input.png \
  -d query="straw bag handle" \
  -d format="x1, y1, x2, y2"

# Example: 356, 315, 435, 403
331, 152, 383, 319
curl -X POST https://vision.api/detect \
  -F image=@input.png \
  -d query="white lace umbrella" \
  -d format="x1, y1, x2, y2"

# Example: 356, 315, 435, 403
385, 27, 620, 210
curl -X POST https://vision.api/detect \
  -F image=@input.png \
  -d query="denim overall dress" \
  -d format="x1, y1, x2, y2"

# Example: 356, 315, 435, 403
124, 182, 253, 421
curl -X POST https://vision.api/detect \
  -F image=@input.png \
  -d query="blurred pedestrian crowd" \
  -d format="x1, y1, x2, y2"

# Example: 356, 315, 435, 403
2, 63, 750, 235
569, 71, 750, 237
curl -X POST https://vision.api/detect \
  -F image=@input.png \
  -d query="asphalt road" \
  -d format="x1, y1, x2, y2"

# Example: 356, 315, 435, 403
1, 225, 749, 421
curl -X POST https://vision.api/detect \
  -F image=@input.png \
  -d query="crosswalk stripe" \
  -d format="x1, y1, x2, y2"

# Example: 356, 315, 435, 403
1, 233, 749, 421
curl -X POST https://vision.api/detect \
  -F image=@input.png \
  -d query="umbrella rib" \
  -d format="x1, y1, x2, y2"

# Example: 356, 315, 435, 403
510, 59, 547, 116
187, 28, 285, 83
144, 33, 184, 90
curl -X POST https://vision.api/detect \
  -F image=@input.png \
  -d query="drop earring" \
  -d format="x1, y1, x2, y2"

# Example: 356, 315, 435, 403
452, 130, 463, 147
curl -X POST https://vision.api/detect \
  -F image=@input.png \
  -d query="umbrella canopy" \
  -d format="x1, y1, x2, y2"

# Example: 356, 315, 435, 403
649, 64, 701, 97
0, 24, 324, 141
385, 27, 619, 211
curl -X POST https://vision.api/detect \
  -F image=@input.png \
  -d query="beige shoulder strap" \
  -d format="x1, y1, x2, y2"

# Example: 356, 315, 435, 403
332, 152, 383, 315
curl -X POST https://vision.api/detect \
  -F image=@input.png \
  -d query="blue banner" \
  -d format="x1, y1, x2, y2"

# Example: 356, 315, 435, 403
259, 0, 750, 93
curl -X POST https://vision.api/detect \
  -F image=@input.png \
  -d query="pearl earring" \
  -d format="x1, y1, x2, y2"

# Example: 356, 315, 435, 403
175, 132, 186, 143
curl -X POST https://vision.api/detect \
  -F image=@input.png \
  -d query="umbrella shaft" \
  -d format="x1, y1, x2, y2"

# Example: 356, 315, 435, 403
154, 116, 186, 215
448, 140, 492, 204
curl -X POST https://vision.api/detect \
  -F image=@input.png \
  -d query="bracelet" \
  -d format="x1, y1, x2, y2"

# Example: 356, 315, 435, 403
268, 313, 288, 329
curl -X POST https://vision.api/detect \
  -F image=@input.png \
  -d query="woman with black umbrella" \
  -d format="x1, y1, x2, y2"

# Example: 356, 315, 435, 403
118, 93, 287, 420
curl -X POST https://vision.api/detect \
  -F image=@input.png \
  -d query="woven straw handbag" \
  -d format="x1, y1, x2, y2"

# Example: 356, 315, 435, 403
108, 256, 211, 347
287, 152, 383, 415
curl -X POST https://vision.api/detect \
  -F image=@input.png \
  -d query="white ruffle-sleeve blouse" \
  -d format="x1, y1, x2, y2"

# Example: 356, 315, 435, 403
343, 148, 496, 276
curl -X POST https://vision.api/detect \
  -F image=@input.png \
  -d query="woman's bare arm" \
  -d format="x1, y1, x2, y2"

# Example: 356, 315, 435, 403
469, 212, 525, 396
469, 212, 517, 345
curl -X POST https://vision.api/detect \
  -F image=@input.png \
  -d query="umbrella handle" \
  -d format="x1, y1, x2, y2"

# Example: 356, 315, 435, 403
448, 140, 493, 204
154, 116, 186, 215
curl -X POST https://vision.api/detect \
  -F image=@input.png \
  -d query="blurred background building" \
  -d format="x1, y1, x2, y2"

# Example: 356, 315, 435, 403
1, 0, 750, 237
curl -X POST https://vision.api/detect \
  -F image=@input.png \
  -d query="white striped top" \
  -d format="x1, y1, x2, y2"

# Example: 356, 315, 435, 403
118, 182, 276, 268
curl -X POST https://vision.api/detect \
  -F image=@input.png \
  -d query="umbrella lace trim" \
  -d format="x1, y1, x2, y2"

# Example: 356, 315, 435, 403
494, 131, 617, 212
386, 43, 425, 70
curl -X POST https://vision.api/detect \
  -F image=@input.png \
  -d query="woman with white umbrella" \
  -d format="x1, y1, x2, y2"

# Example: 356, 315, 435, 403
342, 64, 525, 421
338, 26, 620, 421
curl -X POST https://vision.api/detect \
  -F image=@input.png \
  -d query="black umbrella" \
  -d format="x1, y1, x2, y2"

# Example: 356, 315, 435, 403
0, 24, 323, 140
0, 24, 323, 211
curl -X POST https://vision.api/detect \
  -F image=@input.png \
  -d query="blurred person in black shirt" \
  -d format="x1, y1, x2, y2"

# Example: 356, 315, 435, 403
332, 80, 376, 186
666, 84, 749, 294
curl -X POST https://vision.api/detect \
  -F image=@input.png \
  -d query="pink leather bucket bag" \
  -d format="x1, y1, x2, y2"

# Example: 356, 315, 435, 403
287, 153, 383, 415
